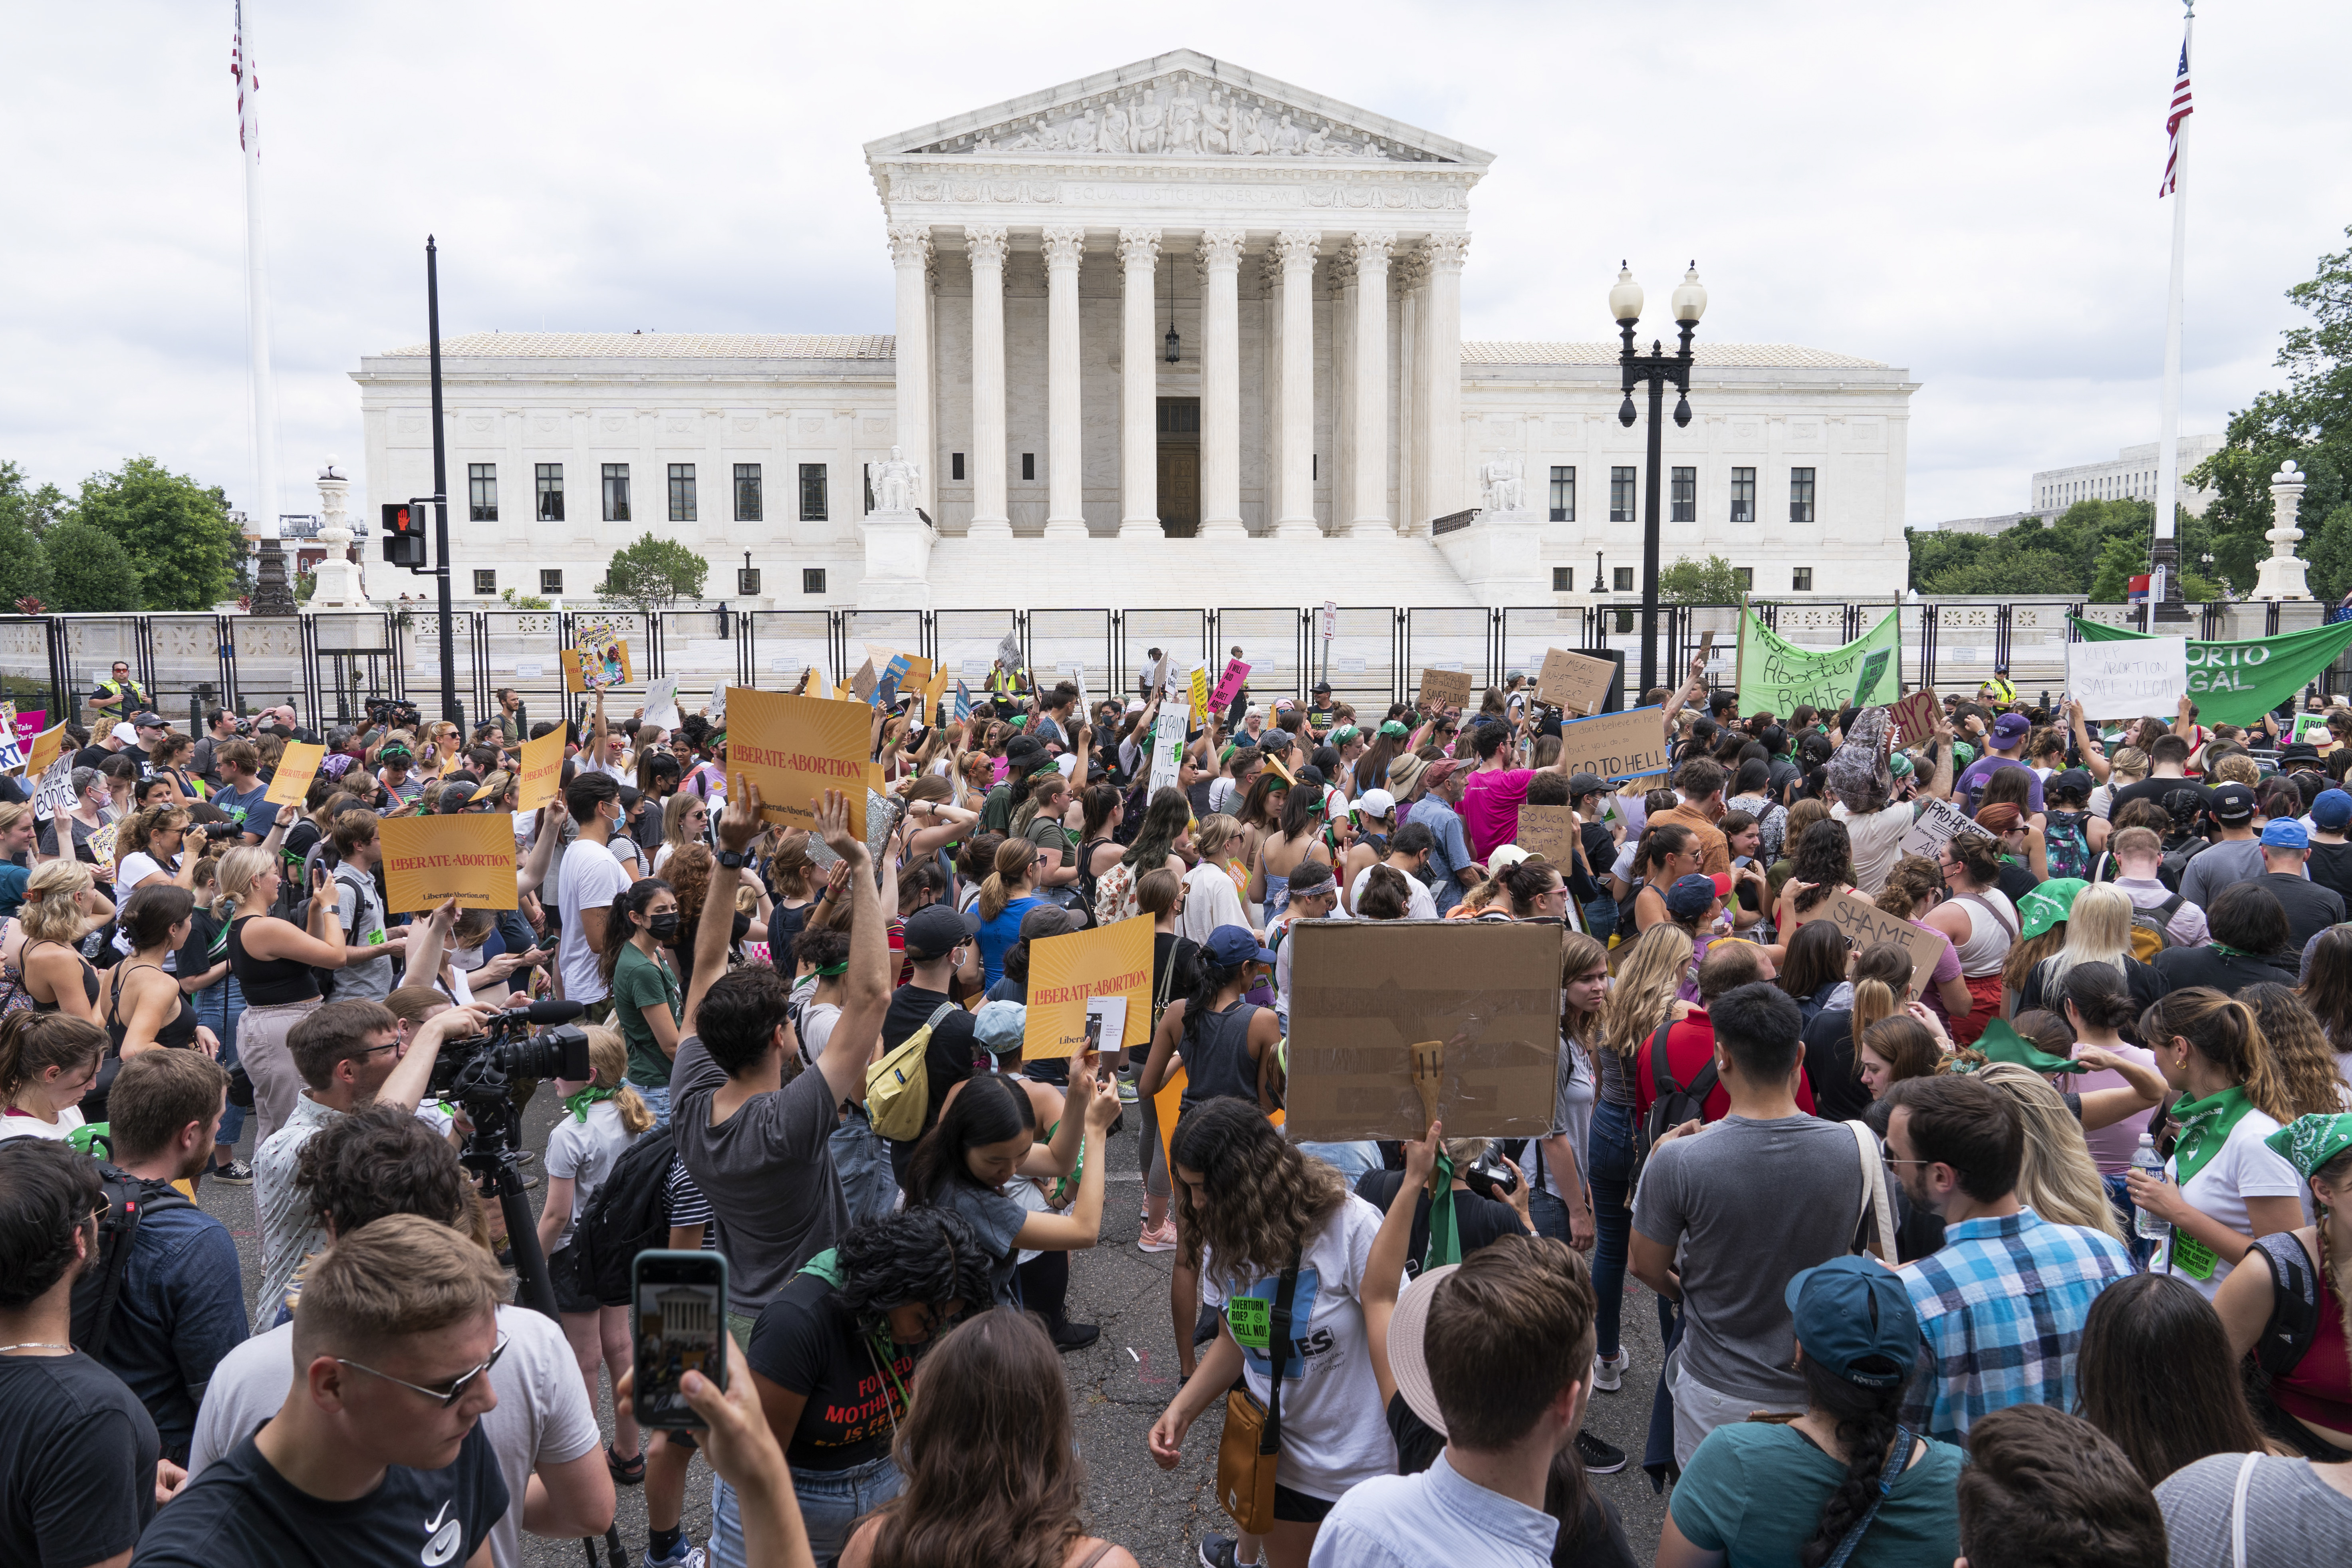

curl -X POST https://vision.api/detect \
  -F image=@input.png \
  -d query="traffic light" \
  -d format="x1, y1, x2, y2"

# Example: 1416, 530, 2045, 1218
381, 501, 426, 568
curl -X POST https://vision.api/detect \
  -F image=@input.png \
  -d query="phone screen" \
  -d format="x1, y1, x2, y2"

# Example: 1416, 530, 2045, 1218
632, 1250, 728, 1429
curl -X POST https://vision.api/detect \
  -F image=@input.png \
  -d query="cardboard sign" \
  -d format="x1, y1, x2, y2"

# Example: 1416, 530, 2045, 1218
264, 742, 326, 807
14, 709, 47, 748
1514, 804, 1580, 867
564, 637, 633, 692
1188, 665, 1211, 728
641, 678, 682, 732
1023, 914, 1153, 1060
2067, 637, 2189, 719
1417, 667, 1474, 711
1804, 889, 1946, 998
1536, 647, 1615, 717
379, 814, 520, 912
516, 726, 566, 814
31, 755, 74, 820
1283, 919, 1560, 1140
1888, 690, 1941, 750
1209, 658, 1251, 711
1149, 716, 1185, 792
1554, 705, 1671, 782
25, 720, 69, 779
1899, 795, 1980, 859
724, 687, 869, 840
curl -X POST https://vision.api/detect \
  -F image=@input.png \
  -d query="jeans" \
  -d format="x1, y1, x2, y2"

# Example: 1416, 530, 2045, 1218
712, 1452, 903, 1568
1586, 1100, 1638, 1359
636, 1082, 671, 1131
195, 974, 248, 1151
1296, 1141, 1381, 1184
830, 1106, 900, 1225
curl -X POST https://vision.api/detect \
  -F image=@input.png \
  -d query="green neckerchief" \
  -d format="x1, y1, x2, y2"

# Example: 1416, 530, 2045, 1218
2170, 1084, 2257, 1189
1423, 1153, 1462, 1270
2206, 942, 2258, 961
562, 1085, 619, 1123
813, 960, 848, 977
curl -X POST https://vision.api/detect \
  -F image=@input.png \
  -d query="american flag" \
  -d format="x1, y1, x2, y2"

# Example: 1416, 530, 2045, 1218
231, 2, 258, 153
2160, 37, 2193, 196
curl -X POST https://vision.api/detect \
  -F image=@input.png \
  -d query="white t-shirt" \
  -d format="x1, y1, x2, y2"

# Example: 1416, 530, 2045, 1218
556, 837, 631, 1003
1201, 1193, 1398, 1502
0, 1106, 84, 1141
116, 851, 171, 889
189, 1302, 599, 1568
545, 1098, 637, 1251
1830, 800, 1915, 895
2157, 1106, 2310, 1299
1348, 863, 1437, 921
1178, 861, 1255, 945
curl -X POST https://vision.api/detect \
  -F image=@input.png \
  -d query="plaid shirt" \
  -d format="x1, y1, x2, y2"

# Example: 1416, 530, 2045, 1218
1901, 1207, 2132, 1445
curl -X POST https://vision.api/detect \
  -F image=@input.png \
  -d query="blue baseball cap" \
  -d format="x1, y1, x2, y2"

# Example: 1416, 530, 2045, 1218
2261, 819, 2310, 850
1205, 925, 1278, 967
1783, 1256, 1919, 1389
2314, 789, 2352, 831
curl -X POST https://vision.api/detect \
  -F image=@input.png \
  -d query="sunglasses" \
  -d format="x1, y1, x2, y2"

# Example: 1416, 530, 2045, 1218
337, 1332, 509, 1407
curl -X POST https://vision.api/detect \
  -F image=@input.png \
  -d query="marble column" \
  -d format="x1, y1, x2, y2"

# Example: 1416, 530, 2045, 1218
1331, 253, 1356, 535
1349, 232, 1395, 532
886, 223, 933, 512
1274, 232, 1320, 539
1117, 228, 1161, 536
1041, 226, 1087, 540
1197, 228, 1246, 540
965, 226, 1010, 538
1396, 248, 1426, 531
1420, 233, 1470, 532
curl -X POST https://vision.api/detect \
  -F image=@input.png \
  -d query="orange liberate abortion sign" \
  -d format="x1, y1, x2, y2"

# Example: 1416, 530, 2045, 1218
724, 687, 870, 841
379, 815, 520, 912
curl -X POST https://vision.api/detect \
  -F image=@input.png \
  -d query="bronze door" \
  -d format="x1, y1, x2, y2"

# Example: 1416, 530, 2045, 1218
1157, 397, 1200, 538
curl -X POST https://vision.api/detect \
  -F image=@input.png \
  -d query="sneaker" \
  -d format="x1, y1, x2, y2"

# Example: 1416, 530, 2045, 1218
641, 1543, 705, 1568
1199, 1536, 1262, 1568
1116, 1076, 1139, 1104
1592, 1348, 1628, 1393
1574, 1428, 1627, 1475
209, 1160, 254, 1185
1050, 1319, 1101, 1352
1137, 1219, 1178, 1254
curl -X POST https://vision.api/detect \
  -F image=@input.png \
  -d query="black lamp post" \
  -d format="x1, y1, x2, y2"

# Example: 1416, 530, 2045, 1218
1614, 261, 1708, 697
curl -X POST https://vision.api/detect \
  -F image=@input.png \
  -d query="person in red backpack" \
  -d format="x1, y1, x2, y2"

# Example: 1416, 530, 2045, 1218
1634, 942, 1817, 1127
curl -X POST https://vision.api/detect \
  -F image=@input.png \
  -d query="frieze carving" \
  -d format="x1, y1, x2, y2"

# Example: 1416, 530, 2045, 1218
901, 71, 1450, 163
887, 173, 1472, 213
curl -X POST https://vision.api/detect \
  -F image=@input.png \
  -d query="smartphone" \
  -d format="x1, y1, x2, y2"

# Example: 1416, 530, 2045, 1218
632, 1250, 728, 1429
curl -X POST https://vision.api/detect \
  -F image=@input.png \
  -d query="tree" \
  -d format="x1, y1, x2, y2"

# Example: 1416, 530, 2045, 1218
70, 456, 241, 611
44, 521, 142, 611
498, 586, 553, 611
0, 462, 68, 538
2307, 501, 2352, 605
1656, 554, 1747, 605
596, 533, 707, 615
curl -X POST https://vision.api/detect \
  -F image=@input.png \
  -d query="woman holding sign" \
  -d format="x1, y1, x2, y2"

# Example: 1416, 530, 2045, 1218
215, 843, 349, 1147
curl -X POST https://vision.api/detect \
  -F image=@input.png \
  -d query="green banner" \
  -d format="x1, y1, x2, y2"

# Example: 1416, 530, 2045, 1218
1737, 607, 1903, 717
2068, 616, 2352, 727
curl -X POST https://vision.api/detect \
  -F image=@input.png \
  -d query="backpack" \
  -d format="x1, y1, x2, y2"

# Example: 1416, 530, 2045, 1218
2044, 810, 2093, 881
1636, 1018, 1716, 1178
2158, 835, 2205, 894
2126, 893, 2185, 963
0, 917, 38, 1022
566, 1126, 679, 1309
2248, 1230, 2322, 1377
68, 1161, 193, 1360
1073, 836, 1114, 924
867, 1002, 955, 1143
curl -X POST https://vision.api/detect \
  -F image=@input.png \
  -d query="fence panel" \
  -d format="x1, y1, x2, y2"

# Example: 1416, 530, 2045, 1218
1028, 610, 1116, 710
842, 611, 926, 689
469, 610, 568, 733
740, 611, 837, 693
933, 609, 1022, 695
0, 619, 58, 717
1215, 609, 1308, 705
219, 618, 308, 725
1499, 606, 1592, 701
60, 617, 149, 728
657, 610, 742, 711
1308, 607, 1401, 713
1401, 607, 1493, 697
301, 613, 397, 729
1117, 611, 1213, 697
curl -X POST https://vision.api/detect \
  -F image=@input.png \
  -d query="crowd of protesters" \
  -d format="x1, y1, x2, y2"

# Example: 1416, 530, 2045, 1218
4, 649, 2352, 1568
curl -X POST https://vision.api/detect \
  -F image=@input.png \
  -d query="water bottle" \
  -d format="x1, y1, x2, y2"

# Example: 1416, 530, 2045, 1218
2131, 1133, 2172, 1242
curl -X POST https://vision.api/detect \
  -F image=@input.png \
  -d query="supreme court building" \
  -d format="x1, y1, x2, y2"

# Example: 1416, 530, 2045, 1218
354, 50, 1916, 610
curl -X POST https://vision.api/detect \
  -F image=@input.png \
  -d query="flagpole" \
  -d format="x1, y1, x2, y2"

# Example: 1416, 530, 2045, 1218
235, 0, 282, 544
2151, 0, 2194, 623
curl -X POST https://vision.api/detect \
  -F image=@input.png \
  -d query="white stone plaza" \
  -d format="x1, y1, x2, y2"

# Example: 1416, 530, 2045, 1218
355, 49, 1915, 611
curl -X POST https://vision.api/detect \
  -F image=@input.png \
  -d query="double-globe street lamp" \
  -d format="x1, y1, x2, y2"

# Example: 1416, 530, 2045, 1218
1614, 262, 1708, 696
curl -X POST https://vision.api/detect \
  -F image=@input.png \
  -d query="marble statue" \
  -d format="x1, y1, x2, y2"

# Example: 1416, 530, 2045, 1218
1270, 113, 1305, 155
1131, 87, 1165, 154
1235, 103, 1268, 156
873, 445, 922, 514
1168, 82, 1201, 153
1099, 98, 1130, 153
1201, 89, 1232, 155
1480, 452, 1524, 514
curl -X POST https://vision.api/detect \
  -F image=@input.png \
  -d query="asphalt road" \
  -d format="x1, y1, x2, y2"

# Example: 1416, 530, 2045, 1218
209, 1092, 1673, 1568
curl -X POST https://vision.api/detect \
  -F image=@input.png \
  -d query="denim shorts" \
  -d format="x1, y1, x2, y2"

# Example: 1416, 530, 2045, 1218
711, 1451, 902, 1568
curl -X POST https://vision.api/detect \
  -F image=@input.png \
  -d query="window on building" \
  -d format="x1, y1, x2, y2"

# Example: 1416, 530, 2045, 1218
1670, 466, 1696, 523
1790, 467, 1816, 524
472, 569, 496, 595
1021, 453, 1036, 482
1549, 466, 1574, 522
1612, 566, 1635, 593
535, 463, 564, 522
1552, 566, 1574, 592
467, 464, 497, 522
802, 568, 826, 595
1735, 567, 1754, 590
862, 465, 875, 514
540, 569, 563, 596
1731, 467, 1755, 524
1610, 467, 1635, 523
951, 453, 965, 481
799, 464, 828, 522
734, 464, 762, 521
1792, 567, 1813, 591
602, 464, 631, 522
668, 463, 696, 522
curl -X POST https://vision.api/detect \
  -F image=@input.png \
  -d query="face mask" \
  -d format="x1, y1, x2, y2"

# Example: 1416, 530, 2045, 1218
647, 913, 680, 941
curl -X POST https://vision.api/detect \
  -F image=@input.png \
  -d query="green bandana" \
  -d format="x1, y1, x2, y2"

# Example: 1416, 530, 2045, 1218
1377, 720, 1410, 739
2170, 1083, 2257, 1190
1330, 726, 1360, 746
2264, 1113, 2352, 1180
562, 1085, 619, 1123
813, 960, 849, 977
1423, 1153, 1462, 1271
1971, 1018, 2088, 1076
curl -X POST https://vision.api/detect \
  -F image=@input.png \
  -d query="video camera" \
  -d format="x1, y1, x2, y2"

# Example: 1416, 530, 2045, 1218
365, 695, 423, 729
430, 998, 593, 1115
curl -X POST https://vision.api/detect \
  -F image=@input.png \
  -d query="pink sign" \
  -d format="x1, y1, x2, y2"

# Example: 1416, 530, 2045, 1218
1208, 659, 1251, 711
12, 710, 44, 746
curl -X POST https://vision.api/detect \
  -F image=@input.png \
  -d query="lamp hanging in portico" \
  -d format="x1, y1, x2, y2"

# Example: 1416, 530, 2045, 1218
1164, 254, 1180, 363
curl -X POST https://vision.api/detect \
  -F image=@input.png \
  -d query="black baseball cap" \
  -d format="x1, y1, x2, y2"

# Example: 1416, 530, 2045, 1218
2210, 781, 2258, 824
130, 711, 167, 729
903, 903, 980, 960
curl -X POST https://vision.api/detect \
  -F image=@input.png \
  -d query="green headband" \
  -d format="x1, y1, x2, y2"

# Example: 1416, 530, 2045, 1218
2265, 1113, 2352, 1180
1329, 726, 1360, 746
1377, 720, 1410, 739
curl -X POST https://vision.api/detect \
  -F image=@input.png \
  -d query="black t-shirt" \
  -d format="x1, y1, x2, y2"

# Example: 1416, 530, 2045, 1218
1992, 859, 2040, 908
1353, 1170, 1524, 1278
73, 742, 121, 772
2248, 871, 2348, 953
1151, 932, 1201, 1025
746, 1270, 919, 1471
1, 1352, 157, 1568
879, 985, 982, 1148
1799, 1009, 1876, 1125
2307, 840, 2352, 906
2108, 775, 2217, 823
2152, 944, 2302, 996
131, 1421, 507, 1568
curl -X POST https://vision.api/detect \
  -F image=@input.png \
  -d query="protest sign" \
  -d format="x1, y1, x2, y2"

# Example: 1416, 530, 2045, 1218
1209, 658, 1251, 711
25, 720, 69, 779
0, 705, 20, 772
641, 678, 681, 731
2066, 637, 2189, 720
1737, 607, 1901, 716
1805, 890, 1945, 997
996, 628, 1023, 669
1417, 667, 1474, 711
379, 814, 520, 912
1284, 920, 1560, 1140
13, 709, 45, 749
1188, 665, 1210, 728
1535, 647, 1615, 717
1023, 915, 1153, 1060
85, 822, 119, 878
1889, 689, 1942, 749
1149, 715, 1184, 792
265, 742, 326, 808
564, 637, 633, 692
724, 687, 869, 839
1553, 705, 1670, 782
1899, 794, 1981, 858
709, 680, 729, 720
31, 756, 74, 820
2070, 615, 2352, 727
516, 726, 566, 814
1514, 804, 1579, 867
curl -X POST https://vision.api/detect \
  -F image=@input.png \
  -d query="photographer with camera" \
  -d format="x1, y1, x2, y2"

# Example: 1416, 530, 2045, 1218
193, 709, 242, 788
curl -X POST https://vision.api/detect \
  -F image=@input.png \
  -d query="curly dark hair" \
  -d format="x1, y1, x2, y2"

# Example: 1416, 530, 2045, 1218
294, 1104, 472, 1238
831, 1209, 997, 1337
1789, 818, 1856, 915
1170, 1098, 1348, 1284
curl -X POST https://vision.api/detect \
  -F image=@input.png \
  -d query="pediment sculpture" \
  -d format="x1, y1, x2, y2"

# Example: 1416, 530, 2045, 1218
908, 73, 1445, 163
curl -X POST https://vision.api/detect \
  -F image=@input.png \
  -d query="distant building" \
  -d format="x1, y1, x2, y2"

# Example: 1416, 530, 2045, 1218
2030, 435, 2223, 517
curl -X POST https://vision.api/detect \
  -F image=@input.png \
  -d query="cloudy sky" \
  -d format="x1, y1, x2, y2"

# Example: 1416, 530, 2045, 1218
6, 0, 2348, 531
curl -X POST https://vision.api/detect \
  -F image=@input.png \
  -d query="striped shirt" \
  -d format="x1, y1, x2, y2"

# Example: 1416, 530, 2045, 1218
667, 1153, 717, 1249
1900, 1207, 2132, 1445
